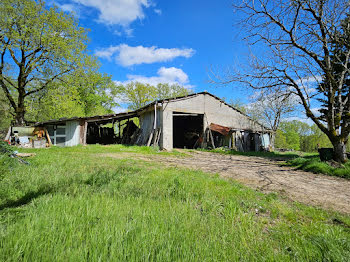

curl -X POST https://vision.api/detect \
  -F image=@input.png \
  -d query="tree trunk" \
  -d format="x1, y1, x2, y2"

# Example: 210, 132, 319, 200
270, 132, 275, 151
333, 141, 348, 163
15, 108, 25, 126
15, 91, 26, 126
15, 92, 26, 126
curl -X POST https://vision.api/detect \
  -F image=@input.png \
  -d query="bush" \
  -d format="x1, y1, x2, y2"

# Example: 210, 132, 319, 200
0, 140, 12, 155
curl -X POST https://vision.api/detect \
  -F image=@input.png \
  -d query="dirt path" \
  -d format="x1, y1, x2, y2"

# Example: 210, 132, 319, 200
100, 151, 350, 214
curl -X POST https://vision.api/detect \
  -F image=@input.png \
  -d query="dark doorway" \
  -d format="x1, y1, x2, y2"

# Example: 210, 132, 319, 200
86, 123, 116, 144
173, 113, 204, 148
248, 133, 256, 151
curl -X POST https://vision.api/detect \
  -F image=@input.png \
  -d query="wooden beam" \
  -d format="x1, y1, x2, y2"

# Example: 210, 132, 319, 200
209, 128, 215, 149
83, 121, 88, 145
172, 113, 200, 116
146, 130, 154, 147
4, 127, 11, 141
44, 127, 52, 146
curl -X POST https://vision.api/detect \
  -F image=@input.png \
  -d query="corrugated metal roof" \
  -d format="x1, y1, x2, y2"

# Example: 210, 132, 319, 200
34, 92, 272, 131
34, 111, 139, 126
209, 123, 232, 136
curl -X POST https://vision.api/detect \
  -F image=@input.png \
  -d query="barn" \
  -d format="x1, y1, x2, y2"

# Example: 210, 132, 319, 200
34, 92, 273, 151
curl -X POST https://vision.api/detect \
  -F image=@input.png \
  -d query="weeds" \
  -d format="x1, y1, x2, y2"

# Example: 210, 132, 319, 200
0, 145, 350, 261
287, 156, 350, 179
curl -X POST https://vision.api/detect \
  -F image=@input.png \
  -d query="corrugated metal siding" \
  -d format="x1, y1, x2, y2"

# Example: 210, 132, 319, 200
65, 120, 81, 146
139, 108, 161, 145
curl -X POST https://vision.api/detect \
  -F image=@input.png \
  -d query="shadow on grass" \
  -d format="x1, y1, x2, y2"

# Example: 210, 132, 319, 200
0, 186, 52, 211
0, 168, 137, 211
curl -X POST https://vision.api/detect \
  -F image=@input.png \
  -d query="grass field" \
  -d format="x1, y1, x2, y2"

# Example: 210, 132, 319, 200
205, 148, 350, 179
1, 145, 350, 261
287, 156, 350, 179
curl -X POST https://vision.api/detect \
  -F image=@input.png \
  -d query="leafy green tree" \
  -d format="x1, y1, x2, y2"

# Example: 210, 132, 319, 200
156, 83, 190, 100
67, 66, 118, 116
0, 0, 88, 125
274, 130, 288, 149
0, 89, 11, 138
119, 82, 191, 110
300, 125, 332, 152
285, 130, 300, 151
278, 120, 332, 152
25, 84, 85, 121
119, 82, 157, 110
279, 121, 311, 137
25, 66, 118, 122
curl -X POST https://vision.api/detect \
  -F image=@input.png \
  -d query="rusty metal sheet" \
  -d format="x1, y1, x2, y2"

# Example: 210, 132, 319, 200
209, 123, 231, 136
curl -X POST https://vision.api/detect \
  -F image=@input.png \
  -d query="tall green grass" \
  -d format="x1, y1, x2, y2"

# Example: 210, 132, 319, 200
1, 145, 350, 261
287, 156, 350, 179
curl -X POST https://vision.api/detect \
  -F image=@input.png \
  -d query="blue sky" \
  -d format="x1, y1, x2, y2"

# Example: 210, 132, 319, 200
51, 0, 319, 125
53, 0, 252, 106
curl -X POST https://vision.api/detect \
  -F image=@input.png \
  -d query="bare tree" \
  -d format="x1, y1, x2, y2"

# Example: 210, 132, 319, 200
212, 0, 350, 162
249, 91, 297, 132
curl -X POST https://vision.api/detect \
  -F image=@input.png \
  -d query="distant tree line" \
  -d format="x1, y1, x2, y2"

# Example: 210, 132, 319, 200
275, 120, 334, 152
228, 98, 349, 153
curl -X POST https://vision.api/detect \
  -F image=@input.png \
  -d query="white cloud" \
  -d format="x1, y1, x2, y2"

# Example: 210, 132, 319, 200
295, 75, 322, 95
154, 9, 162, 15
311, 107, 321, 116
124, 28, 134, 37
55, 2, 81, 16
295, 75, 323, 86
95, 44, 195, 66
115, 67, 194, 89
72, 0, 150, 27
94, 46, 120, 61
57, 3, 77, 12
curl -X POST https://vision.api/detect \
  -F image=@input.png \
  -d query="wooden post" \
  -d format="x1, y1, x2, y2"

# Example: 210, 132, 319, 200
83, 121, 88, 145
154, 102, 157, 129
229, 132, 232, 149
4, 127, 11, 141
118, 121, 121, 138
44, 127, 52, 146
209, 128, 215, 149
146, 130, 154, 147
204, 113, 215, 149
155, 128, 161, 146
